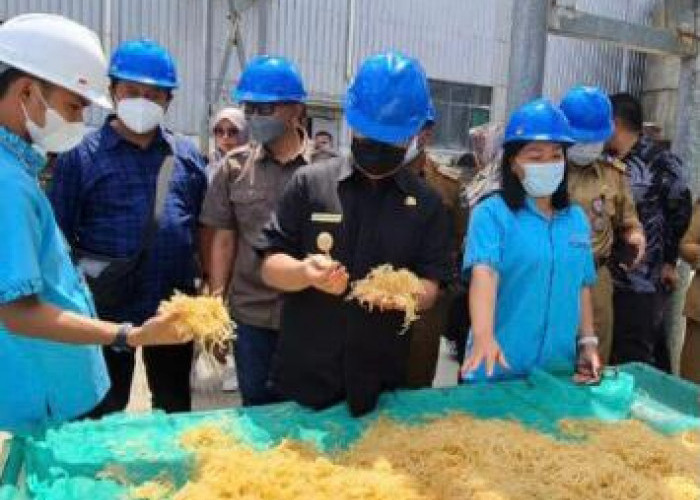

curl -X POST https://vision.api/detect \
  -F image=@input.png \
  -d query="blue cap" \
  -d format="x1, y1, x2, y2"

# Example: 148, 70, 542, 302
344, 51, 430, 144
560, 86, 614, 143
232, 55, 307, 103
504, 98, 575, 146
109, 39, 178, 89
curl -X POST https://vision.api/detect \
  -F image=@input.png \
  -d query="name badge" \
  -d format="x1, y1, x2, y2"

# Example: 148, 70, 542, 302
311, 212, 343, 224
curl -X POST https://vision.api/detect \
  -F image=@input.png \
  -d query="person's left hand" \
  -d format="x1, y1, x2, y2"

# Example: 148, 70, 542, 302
661, 263, 679, 291
573, 344, 602, 385
621, 229, 646, 270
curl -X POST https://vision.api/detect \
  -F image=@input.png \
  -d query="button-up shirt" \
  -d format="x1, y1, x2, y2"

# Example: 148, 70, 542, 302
49, 119, 207, 323
568, 157, 640, 260
463, 195, 597, 381
610, 136, 693, 293
199, 142, 314, 330
255, 156, 451, 410
0, 127, 109, 433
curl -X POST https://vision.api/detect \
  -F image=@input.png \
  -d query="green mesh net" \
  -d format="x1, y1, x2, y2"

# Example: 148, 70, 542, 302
6, 363, 698, 499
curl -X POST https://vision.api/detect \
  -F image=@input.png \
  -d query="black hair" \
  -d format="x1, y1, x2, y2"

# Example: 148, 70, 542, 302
0, 67, 56, 99
500, 141, 570, 212
315, 130, 332, 140
421, 120, 435, 131
456, 151, 477, 170
0, 68, 26, 98
609, 92, 643, 133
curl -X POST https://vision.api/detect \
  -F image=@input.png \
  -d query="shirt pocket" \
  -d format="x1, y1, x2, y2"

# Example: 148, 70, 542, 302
230, 187, 270, 238
303, 217, 344, 260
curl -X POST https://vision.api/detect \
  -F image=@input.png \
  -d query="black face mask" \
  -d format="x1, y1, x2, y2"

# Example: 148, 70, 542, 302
351, 137, 407, 179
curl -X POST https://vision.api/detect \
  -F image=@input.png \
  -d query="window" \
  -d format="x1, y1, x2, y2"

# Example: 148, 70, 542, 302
429, 80, 492, 151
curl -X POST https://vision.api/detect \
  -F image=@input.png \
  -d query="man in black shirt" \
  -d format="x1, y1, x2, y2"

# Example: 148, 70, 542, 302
255, 52, 450, 416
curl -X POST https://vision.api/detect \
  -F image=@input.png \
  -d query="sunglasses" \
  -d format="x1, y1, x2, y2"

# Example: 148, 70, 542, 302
243, 102, 278, 117
214, 126, 239, 138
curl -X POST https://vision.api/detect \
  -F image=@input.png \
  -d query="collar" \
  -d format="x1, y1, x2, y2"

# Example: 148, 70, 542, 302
339, 156, 414, 194
102, 116, 174, 153
524, 196, 568, 221
406, 150, 428, 177
253, 128, 313, 166
576, 160, 604, 179
0, 126, 46, 177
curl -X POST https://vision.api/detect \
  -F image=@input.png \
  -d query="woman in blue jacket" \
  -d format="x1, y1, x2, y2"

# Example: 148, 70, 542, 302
461, 99, 601, 383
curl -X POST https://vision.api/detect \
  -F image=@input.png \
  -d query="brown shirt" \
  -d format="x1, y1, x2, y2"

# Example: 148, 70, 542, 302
200, 141, 316, 330
568, 157, 640, 260
408, 152, 466, 255
682, 202, 700, 321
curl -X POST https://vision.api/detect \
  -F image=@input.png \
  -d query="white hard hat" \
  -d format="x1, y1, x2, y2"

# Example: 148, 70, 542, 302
0, 13, 111, 109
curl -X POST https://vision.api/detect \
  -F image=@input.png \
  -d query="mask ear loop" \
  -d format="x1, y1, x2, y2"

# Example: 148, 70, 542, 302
20, 84, 48, 127
354, 161, 405, 181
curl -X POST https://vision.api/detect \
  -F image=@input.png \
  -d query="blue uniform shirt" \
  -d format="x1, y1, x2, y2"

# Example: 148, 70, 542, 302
49, 120, 207, 324
0, 127, 109, 433
462, 194, 596, 381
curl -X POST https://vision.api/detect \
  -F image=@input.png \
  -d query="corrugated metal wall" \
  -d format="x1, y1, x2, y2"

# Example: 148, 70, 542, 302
544, 0, 660, 100
261, 0, 509, 102
0, 0, 102, 29
0, 0, 661, 135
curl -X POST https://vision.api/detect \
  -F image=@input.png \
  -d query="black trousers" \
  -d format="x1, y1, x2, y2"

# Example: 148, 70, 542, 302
611, 290, 670, 372
87, 342, 194, 418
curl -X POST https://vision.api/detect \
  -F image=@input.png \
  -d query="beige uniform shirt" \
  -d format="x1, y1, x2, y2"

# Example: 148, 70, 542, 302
200, 141, 317, 330
682, 203, 700, 321
568, 157, 641, 260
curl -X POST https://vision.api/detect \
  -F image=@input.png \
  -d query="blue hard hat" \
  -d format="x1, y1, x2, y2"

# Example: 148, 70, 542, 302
344, 51, 430, 144
504, 98, 574, 146
109, 39, 178, 89
559, 86, 614, 143
232, 55, 307, 103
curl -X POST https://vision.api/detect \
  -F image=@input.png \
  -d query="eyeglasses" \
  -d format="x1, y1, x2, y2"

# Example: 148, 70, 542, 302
243, 102, 277, 117
214, 126, 239, 138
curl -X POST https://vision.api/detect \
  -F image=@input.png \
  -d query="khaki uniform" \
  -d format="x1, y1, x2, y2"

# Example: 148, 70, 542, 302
200, 141, 317, 330
568, 157, 641, 363
405, 152, 466, 388
680, 203, 700, 383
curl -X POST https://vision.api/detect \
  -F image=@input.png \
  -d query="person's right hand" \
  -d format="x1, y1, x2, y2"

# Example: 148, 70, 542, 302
127, 310, 187, 347
303, 255, 349, 296
460, 336, 509, 378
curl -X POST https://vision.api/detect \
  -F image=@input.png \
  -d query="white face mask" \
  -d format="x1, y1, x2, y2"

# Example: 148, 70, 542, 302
22, 86, 86, 153
567, 142, 605, 166
116, 97, 165, 134
521, 161, 565, 198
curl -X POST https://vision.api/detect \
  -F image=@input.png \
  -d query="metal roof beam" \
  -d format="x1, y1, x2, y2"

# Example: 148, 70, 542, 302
548, 4, 697, 57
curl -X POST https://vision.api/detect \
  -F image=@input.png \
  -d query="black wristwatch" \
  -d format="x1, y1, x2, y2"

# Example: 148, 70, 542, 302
110, 323, 133, 352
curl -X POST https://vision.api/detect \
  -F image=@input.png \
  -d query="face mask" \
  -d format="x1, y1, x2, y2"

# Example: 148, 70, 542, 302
22, 86, 86, 153
117, 98, 165, 134
249, 115, 287, 145
568, 142, 605, 166
351, 137, 407, 179
402, 138, 422, 165
520, 161, 565, 198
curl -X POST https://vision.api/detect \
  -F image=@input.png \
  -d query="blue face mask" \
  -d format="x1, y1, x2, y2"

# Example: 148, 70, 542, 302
521, 161, 565, 198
